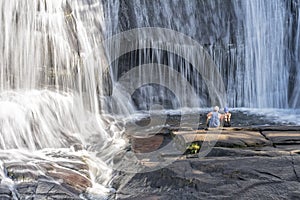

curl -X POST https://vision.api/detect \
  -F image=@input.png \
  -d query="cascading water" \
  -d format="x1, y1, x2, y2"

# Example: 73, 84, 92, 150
111, 0, 300, 109
290, 0, 300, 108
233, 0, 289, 108
1, 0, 300, 199
0, 0, 126, 199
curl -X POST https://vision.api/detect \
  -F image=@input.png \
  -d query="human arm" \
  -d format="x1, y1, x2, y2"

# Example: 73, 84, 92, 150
207, 112, 212, 118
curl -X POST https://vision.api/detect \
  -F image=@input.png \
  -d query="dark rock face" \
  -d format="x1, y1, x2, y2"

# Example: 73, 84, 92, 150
102, 0, 300, 109
115, 0, 236, 46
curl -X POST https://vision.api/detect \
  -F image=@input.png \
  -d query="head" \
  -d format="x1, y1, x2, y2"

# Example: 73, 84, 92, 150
213, 106, 219, 112
224, 107, 229, 113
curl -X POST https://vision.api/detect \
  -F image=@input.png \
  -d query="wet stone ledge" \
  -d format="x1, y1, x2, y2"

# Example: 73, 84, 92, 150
115, 126, 300, 200
0, 151, 92, 200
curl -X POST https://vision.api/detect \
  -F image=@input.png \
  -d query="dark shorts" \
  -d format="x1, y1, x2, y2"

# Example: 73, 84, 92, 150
224, 121, 231, 127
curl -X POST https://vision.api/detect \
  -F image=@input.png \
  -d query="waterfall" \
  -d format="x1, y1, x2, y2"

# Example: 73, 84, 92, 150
112, 0, 300, 109
106, 0, 229, 112
233, 0, 289, 108
290, 0, 300, 108
0, 0, 119, 147
0, 0, 111, 112
0, 0, 125, 198
1, 0, 300, 198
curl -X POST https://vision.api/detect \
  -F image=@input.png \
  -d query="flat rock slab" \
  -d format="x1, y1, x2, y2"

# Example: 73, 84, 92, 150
253, 126, 300, 131
274, 144, 300, 152
173, 129, 272, 148
263, 131, 300, 145
206, 147, 290, 157
114, 155, 300, 200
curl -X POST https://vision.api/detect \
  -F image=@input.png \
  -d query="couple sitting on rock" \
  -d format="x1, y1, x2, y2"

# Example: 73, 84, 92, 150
206, 106, 231, 128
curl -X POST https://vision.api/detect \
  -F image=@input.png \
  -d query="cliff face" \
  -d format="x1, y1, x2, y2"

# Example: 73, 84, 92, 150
104, 0, 300, 109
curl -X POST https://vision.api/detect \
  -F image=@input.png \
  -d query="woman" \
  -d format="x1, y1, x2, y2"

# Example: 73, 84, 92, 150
206, 106, 222, 128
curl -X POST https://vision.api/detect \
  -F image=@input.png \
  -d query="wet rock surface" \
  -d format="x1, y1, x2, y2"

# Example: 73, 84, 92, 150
1, 111, 300, 200
114, 124, 300, 200
0, 150, 92, 200
114, 156, 300, 200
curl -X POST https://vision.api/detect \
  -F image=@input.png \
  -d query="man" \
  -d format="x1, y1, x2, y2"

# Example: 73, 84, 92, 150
223, 107, 231, 127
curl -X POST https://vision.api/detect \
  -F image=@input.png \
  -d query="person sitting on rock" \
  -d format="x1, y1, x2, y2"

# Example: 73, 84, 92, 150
223, 107, 231, 127
206, 106, 222, 128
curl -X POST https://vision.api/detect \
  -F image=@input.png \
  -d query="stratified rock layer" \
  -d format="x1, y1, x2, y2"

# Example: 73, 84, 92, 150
0, 150, 92, 200
114, 126, 300, 200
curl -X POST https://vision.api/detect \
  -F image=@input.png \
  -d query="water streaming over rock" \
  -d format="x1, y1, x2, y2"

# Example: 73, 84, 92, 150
0, 0, 125, 198
290, 0, 300, 108
232, 0, 289, 108
112, 0, 300, 109
0, 0, 300, 199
